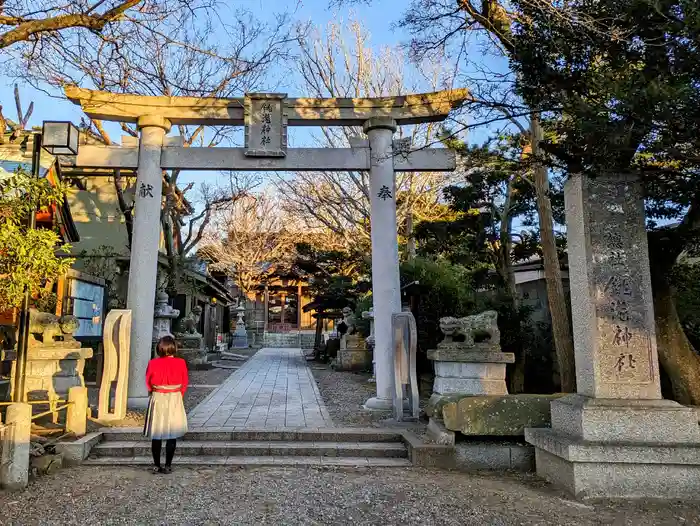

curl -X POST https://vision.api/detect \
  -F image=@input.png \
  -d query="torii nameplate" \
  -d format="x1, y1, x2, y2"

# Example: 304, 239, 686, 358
244, 93, 287, 158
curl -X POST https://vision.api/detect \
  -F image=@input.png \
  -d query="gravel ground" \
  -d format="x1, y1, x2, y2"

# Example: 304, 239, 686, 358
1, 466, 699, 525
188, 367, 235, 386
311, 364, 429, 437
311, 364, 389, 427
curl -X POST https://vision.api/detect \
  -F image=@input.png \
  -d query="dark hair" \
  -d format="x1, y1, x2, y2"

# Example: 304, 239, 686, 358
156, 335, 178, 357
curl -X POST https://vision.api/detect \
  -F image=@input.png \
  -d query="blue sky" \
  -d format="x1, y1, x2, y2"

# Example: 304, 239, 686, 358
0, 1, 426, 129
0, 0, 509, 200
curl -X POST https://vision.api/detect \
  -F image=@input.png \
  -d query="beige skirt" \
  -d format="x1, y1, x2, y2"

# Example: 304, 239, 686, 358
143, 385, 188, 440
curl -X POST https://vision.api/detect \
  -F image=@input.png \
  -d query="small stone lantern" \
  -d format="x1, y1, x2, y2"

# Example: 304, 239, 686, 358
232, 303, 248, 349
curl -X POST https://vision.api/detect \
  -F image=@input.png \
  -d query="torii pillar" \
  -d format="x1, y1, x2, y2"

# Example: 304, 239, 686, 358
363, 117, 401, 410
126, 115, 170, 408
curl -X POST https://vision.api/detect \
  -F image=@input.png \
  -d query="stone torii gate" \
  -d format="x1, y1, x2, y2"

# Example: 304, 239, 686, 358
65, 86, 468, 410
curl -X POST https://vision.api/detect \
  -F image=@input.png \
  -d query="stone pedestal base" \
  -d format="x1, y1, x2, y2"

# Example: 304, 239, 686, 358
427, 417, 456, 445
176, 334, 207, 365
526, 429, 700, 499
428, 347, 515, 396
127, 395, 149, 410
181, 350, 208, 365
550, 394, 700, 443
363, 396, 393, 411
178, 341, 208, 365
526, 394, 700, 498
433, 375, 508, 395
12, 345, 93, 399
335, 348, 372, 372
232, 333, 248, 349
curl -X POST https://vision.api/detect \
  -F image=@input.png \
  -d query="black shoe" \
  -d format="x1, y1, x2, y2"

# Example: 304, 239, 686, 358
152, 466, 164, 474
163, 466, 172, 474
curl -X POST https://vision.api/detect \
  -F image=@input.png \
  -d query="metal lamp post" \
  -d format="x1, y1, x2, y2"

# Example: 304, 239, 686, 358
13, 121, 80, 402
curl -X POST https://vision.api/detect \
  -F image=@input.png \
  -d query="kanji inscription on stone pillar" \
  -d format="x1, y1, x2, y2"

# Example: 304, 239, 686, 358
591, 179, 655, 386
244, 93, 287, 158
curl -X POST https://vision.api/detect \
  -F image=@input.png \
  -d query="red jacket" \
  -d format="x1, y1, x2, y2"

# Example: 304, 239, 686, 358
145, 356, 189, 395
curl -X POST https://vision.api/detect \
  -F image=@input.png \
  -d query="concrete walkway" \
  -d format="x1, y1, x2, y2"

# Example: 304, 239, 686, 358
187, 348, 333, 428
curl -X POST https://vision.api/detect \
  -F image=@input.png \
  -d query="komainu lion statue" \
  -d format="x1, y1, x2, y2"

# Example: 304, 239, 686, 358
438, 310, 500, 348
28, 308, 80, 347
341, 306, 357, 335
176, 305, 203, 336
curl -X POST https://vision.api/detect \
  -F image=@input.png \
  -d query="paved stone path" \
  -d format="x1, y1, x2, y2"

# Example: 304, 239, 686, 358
187, 348, 333, 428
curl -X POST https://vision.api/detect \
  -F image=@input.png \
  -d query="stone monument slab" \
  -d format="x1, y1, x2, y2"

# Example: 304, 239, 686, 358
566, 173, 660, 399
98, 309, 132, 421
526, 173, 700, 499
392, 311, 420, 421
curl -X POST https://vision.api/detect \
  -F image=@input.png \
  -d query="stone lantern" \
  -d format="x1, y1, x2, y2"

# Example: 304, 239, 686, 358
232, 303, 248, 349
152, 290, 180, 343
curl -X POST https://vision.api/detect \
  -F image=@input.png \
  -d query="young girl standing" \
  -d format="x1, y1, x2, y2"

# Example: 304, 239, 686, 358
144, 335, 189, 473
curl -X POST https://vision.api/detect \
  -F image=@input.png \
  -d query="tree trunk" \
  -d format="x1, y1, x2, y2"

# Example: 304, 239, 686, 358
509, 356, 526, 394
161, 216, 179, 299
531, 115, 576, 392
496, 179, 519, 305
314, 310, 324, 360
406, 211, 416, 261
651, 251, 700, 405
113, 170, 133, 248
499, 179, 526, 392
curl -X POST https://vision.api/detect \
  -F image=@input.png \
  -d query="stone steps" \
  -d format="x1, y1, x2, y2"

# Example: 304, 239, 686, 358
99, 428, 404, 443
84, 428, 412, 468
261, 333, 317, 349
83, 456, 412, 467
91, 440, 408, 458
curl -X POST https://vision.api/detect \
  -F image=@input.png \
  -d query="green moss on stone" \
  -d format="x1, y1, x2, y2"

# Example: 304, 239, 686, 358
426, 393, 465, 418
441, 394, 565, 436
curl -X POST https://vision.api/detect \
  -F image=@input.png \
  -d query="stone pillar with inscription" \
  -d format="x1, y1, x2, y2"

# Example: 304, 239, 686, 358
126, 115, 170, 408
363, 117, 401, 411
525, 173, 700, 499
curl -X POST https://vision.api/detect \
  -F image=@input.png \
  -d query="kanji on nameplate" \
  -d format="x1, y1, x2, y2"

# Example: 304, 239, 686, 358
244, 93, 287, 158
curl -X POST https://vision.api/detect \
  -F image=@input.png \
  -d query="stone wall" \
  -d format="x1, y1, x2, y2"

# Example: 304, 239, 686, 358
66, 176, 133, 256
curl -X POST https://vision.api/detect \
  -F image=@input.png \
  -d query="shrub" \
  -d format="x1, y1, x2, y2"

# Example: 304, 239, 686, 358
0, 169, 73, 312
353, 295, 373, 337
671, 263, 700, 350
400, 257, 477, 355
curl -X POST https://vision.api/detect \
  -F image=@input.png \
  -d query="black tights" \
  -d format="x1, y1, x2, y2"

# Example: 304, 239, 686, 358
151, 439, 177, 467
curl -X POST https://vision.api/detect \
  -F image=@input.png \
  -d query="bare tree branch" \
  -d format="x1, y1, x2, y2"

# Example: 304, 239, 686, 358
277, 20, 457, 254
199, 192, 298, 295
0, 0, 142, 49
